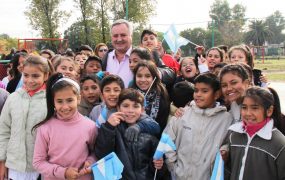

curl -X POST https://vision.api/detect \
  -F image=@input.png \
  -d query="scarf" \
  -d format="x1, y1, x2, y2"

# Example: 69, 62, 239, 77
24, 84, 46, 97
243, 118, 270, 137
137, 88, 160, 120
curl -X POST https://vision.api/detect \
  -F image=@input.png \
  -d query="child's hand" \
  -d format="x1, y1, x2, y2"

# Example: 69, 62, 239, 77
174, 107, 184, 118
0, 161, 8, 180
78, 161, 92, 176
198, 56, 207, 65
153, 158, 164, 170
107, 112, 125, 126
260, 74, 268, 83
65, 167, 79, 180
220, 150, 229, 162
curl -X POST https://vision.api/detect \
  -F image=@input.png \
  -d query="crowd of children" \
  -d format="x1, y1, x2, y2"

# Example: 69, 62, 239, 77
0, 20, 285, 180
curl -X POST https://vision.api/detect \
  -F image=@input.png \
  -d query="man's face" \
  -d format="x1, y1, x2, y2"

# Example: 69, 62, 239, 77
111, 23, 132, 53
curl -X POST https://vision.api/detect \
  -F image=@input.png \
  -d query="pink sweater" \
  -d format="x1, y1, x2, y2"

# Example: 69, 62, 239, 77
33, 111, 97, 180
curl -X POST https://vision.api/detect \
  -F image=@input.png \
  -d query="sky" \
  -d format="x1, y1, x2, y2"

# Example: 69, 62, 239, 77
0, 0, 284, 38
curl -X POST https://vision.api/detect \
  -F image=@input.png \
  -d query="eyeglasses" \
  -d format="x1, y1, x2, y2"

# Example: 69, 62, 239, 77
99, 49, 108, 52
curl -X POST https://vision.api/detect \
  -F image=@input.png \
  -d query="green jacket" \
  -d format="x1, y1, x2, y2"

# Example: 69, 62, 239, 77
0, 88, 47, 172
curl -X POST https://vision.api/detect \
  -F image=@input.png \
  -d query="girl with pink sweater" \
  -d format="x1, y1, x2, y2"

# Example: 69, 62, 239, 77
32, 73, 97, 180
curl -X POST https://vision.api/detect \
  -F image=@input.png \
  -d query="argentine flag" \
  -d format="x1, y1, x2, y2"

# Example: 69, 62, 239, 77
96, 105, 108, 128
163, 24, 190, 54
153, 133, 176, 160
91, 152, 124, 180
210, 151, 224, 180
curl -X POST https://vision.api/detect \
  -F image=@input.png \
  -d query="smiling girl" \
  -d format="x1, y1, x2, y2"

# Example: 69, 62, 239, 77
175, 57, 199, 84
132, 61, 170, 134
220, 64, 251, 122
32, 73, 97, 180
0, 55, 51, 180
224, 87, 285, 180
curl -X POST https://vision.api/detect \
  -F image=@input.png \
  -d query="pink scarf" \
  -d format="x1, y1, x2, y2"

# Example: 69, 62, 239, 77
243, 118, 270, 137
24, 84, 46, 97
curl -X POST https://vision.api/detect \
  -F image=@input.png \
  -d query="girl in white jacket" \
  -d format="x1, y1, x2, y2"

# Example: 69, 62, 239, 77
0, 55, 51, 180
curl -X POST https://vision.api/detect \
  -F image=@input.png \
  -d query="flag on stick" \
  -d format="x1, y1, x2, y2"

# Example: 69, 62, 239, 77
91, 152, 124, 180
163, 24, 190, 54
153, 133, 176, 160
210, 151, 224, 180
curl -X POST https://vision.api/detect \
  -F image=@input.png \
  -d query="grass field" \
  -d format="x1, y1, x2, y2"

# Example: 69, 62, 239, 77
254, 59, 285, 82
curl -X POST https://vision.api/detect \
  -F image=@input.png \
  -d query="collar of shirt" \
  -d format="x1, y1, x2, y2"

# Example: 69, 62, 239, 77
111, 46, 132, 62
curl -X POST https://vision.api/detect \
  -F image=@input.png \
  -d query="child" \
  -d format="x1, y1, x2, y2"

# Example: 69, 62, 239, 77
164, 72, 233, 180
140, 29, 180, 74
129, 47, 152, 72
205, 47, 224, 72
213, 62, 227, 77
224, 86, 285, 179
0, 55, 50, 180
83, 56, 102, 75
74, 52, 87, 70
95, 88, 163, 179
89, 74, 124, 127
228, 44, 267, 87
54, 56, 77, 80
175, 57, 199, 84
33, 73, 97, 180
132, 61, 170, 133
169, 81, 195, 118
220, 64, 251, 122
78, 74, 101, 116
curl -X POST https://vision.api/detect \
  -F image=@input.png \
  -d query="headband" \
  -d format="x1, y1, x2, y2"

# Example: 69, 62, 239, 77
53, 78, 80, 92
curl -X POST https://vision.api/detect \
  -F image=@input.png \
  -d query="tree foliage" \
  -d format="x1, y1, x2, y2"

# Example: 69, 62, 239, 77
265, 11, 285, 44
0, 34, 17, 54
112, 0, 157, 25
25, 0, 69, 38
245, 20, 274, 46
74, 0, 94, 45
209, 0, 246, 47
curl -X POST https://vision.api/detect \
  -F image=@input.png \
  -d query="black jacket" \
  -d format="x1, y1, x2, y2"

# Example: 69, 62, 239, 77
95, 121, 159, 180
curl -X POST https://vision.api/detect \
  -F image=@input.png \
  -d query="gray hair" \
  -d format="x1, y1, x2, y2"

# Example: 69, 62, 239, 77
111, 19, 133, 36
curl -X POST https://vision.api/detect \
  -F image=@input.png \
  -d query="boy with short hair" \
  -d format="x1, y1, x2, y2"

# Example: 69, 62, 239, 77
95, 88, 163, 179
89, 75, 124, 127
84, 56, 102, 75
78, 74, 101, 116
164, 72, 233, 180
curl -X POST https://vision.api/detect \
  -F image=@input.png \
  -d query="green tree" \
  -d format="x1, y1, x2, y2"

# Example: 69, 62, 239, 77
25, 0, 69, 51
64, 20, 109, 51
0, 34, 17, 54
209, 0, 231, 30
245, 20, 274, 46
209, 0, 246, 46
74, 0, 94, 45
112, 0, 157, 25
265, 11, 285, 44
94, 0, 111, 43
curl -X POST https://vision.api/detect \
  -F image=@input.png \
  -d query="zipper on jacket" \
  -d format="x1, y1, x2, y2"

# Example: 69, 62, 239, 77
238, 134, 253, 180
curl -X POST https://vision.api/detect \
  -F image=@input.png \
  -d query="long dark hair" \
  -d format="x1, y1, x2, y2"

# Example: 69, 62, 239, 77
241, 86, 284, 133
132, 61, 167, 97
32, 73, 79, 131
268, 87, 285, 134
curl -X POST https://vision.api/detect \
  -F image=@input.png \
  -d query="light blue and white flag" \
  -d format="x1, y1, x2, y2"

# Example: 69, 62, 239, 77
210, 151, 224, 180
153, 133, 176, 160
163, 24, 190, 54
91, 152, 124, 180
96, 105, 108, 128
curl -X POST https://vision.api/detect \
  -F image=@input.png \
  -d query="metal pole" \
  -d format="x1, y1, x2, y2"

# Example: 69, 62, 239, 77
211, 19, 215, 47
125, 0, 128, 20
